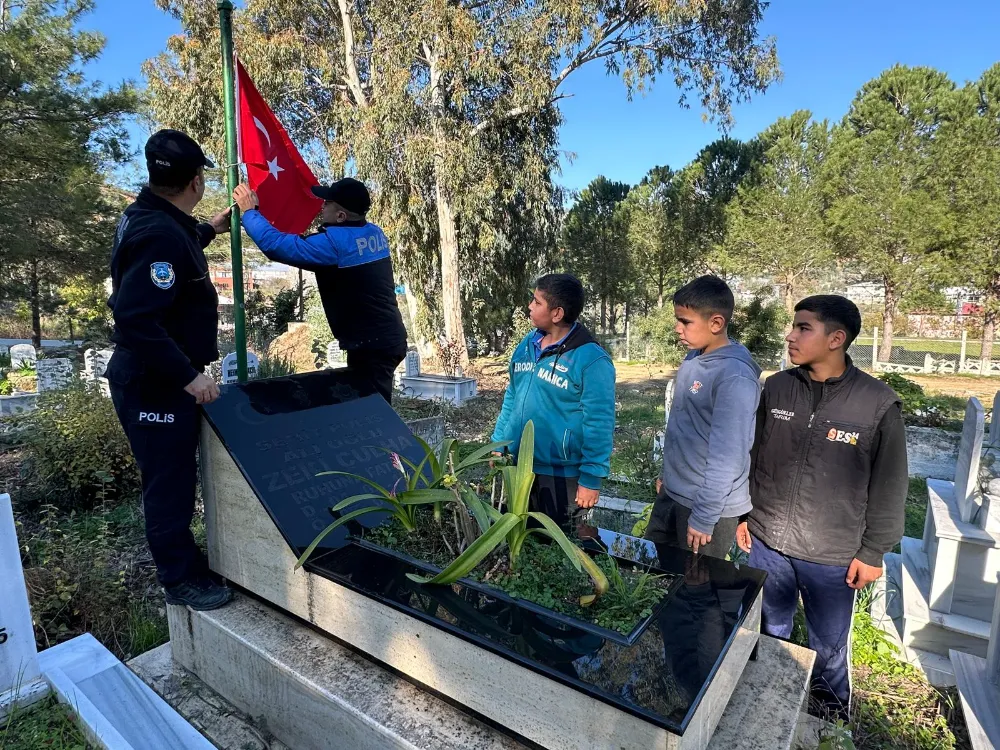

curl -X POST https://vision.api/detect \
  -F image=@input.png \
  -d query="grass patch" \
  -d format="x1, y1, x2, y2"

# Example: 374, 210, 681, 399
850, 590, 968, 749
16, 494, 167, 661
0, 696, 92, 750
904, 478, 929, 542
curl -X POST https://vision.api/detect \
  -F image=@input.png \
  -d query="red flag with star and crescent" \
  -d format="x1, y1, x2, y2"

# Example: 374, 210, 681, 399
236, 58, 322, 234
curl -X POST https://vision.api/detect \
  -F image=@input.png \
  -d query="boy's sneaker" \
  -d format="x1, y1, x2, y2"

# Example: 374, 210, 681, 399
163, 577, 233, 610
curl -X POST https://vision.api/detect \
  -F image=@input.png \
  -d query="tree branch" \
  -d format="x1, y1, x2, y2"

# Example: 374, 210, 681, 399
335, 0, 369, 108
469, 93, 572, 137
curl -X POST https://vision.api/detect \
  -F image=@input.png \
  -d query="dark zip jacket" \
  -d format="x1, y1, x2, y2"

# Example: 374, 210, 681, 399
107, 188, 219, 388
748, 359, 907, 567
491, 325, 616, 489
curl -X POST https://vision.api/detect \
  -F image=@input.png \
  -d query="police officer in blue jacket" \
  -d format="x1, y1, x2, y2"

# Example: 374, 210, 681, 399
106, 130, 233, 611
233, 180, 407, 402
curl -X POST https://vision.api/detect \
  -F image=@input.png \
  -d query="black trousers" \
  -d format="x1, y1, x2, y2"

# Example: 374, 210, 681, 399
109, 377, 206, 586
529, 474, 580, 531
346, 343, 407, 404
643, 489, 739, 560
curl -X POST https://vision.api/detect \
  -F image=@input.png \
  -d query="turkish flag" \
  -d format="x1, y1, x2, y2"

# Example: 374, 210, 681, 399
236, 58, 322, 234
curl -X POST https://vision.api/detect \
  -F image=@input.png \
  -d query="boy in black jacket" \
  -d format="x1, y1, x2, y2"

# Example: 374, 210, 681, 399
737, 295, 907, 717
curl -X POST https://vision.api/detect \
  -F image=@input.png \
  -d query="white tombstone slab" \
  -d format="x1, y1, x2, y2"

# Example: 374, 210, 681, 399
327, 341, 346, 370
221, 351, 260, 384
405, 350, 421, 378
36, 358, 73, 392
9, 344, 35, 370
0, 494, 48, 718
989, 391, 1000, 447
954, 398, 987, 525
663, 379, 675, 429
83, 348, 113, 381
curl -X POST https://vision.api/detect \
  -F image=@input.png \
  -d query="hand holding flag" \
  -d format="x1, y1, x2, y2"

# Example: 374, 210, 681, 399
236, 59, 322, 234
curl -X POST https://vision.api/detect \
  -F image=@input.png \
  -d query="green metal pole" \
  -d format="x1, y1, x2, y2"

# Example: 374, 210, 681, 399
218, 0, 248, 383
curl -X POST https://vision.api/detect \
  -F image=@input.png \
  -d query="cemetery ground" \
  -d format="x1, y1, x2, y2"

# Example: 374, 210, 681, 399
1, 361, 994, 749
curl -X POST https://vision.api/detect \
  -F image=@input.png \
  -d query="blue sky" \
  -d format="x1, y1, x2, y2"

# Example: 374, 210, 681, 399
81, 0, 1000, 192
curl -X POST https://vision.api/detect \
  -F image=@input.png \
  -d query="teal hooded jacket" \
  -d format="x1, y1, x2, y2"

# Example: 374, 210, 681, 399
491, 325, 616, 489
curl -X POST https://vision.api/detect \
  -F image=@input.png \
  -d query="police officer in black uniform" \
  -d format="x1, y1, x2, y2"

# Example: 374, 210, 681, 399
106, 130, 233, 610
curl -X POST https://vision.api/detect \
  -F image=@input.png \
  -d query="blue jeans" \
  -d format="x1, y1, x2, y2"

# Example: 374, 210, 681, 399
749, 536, 857, 707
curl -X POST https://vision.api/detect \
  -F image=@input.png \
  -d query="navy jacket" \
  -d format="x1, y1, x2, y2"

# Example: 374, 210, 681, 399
107, 188, 219, 388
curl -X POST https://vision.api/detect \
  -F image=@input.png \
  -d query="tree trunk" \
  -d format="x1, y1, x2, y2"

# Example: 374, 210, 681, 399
297, 268, 305, 320
657, 268, 665, 309
879, 277, 898, 363
67, 317, 74, 345
600, 296, 607, 333
30, 259, 41, 349
427, 42, 469, 368
782, 284, 795, 316
403, 271, 436, 362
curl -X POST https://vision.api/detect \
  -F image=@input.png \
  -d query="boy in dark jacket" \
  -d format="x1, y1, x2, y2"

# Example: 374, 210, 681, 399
491, 274, 616, 530
646, 276, 762, 558
737, 294, 907, 716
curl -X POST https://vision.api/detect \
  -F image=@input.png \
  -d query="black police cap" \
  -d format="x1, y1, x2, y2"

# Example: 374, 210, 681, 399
311, 177, 371, 215
145, 129, 215, 183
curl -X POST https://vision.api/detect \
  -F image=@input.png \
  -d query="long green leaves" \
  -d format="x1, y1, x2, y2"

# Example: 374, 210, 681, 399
294, 506, 384, 570
406, 514, 520, 584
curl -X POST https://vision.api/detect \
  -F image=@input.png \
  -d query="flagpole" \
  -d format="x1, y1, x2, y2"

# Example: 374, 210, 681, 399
218, 0, 248, 383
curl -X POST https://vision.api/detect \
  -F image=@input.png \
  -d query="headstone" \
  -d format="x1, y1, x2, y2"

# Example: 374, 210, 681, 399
0, 345, 8, 357
9, 344, 35, 370
663, 379, 675, 429
0, 493, 45, 714
954, 397, 986, 524
405, 350, 421, 378
35, 358, 73, 392
989, 391, 1000, 447
221, 351, 260, 384
326, 341, 346, 369
83, 348, 113, 381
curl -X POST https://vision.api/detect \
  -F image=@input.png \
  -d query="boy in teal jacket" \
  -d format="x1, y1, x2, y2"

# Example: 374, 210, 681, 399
492, 274, 616, 529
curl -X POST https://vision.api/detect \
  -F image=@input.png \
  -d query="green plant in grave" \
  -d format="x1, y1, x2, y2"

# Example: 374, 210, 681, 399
406, 421, 610, 605
294, 436, 509, 569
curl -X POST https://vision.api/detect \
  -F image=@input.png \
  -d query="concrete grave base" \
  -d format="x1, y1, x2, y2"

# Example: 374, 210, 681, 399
399, 373, 477, 405
155, 594, 814, 750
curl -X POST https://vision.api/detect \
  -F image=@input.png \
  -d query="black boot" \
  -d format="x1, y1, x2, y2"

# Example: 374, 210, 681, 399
164, 577, 233, 610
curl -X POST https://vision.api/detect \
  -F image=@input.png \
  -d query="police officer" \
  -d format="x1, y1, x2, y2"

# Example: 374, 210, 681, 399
232, 179, 407, 403
106, 129, 233, 610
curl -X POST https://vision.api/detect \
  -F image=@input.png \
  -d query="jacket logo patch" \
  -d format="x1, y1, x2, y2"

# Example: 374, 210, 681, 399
150, 262, 175, 289
826, 428, 859, 446
689, 380, 703, 394
536, 367, 569, 390
555, 363, 569, 373
771, 408, 794, 422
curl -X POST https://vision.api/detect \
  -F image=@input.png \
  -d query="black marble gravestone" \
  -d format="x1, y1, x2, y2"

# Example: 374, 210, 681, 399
201, 369, 766, 736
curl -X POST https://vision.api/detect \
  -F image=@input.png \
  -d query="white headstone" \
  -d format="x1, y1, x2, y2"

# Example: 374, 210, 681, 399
327, 341, 344, 363
990, 391, 1000, 447
663, 379, 675, 429
954, 397, 986, 525
83, 348, 113, 381
0, 345, 8, 357
35, 358, 73, 392
221, 351, 260, 384
405, 350, 421, 378
0, 493, 46, 715
9, 345, 35, 370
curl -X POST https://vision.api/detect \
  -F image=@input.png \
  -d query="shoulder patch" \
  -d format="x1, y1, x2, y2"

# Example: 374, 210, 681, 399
150, 262, 175, 290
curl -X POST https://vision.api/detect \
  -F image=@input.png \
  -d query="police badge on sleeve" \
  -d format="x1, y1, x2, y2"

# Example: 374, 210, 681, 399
150, 262, 175, 289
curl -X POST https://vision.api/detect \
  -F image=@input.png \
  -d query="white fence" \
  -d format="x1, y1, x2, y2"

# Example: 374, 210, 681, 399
848, 328, 1000, 376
